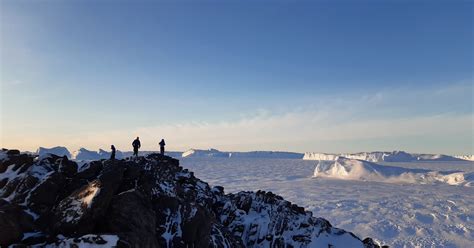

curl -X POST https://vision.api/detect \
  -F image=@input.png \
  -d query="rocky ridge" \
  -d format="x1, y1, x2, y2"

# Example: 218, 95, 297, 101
0, 149, 383, 248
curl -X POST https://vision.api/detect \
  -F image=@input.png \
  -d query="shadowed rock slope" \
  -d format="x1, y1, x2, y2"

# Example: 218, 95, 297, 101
0, 149, 383, 248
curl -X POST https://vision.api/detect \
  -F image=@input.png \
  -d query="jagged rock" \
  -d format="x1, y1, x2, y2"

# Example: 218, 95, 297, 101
0, 149, 383, 248
364, 238, 389, 248
7, 149, 20, 155
0, 152, 34, 174
57, 156, 77, 178
52, 162, 125, 236
76, 160, 103, 180
100, 190, 159, 247
28, 172, 65, 215
181, 204, 212, 247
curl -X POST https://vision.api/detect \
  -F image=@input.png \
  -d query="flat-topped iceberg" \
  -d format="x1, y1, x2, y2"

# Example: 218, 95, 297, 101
36, 146, 71, 159
182, 148, 304, 159
304, 151, 465, 162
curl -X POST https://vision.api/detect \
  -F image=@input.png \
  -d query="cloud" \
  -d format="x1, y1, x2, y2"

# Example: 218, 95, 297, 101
1, 80, 24, 86
94, 82, 473, 153
2, 82, 472, 154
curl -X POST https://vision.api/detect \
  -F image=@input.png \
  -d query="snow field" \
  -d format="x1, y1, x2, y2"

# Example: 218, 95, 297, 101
180, 158, 474, 248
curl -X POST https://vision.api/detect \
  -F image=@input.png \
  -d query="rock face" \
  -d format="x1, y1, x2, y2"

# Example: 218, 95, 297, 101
0, 149, 383, 248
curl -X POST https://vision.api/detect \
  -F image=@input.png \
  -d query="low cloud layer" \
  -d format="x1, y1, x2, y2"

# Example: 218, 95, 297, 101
2, 82, 472, 154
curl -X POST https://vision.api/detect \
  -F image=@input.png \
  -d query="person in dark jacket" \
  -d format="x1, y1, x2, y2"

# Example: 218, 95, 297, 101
132, 137, 141, 157
159, 139, 166, 155
110, 145, 116, 160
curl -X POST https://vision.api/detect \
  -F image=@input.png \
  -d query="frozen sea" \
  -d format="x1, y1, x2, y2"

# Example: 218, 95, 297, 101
180, 158, 474, 248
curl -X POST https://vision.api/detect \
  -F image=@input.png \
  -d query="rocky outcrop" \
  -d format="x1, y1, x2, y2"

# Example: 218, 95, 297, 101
0, 149, 384, 247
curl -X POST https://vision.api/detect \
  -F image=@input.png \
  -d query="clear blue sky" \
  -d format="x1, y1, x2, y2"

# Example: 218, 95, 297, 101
1, 0, 473, 154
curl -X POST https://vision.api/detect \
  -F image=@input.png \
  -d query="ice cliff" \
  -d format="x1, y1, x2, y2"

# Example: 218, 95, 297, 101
304, 151, 465, 162
182, 148, 304, 159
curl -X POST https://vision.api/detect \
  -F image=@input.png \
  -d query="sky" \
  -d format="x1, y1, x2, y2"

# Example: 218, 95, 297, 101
1, 0, 473, 154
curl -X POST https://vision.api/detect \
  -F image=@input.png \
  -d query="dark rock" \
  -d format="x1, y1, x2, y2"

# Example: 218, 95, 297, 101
0, 200, 34, 247
1, 175, 39, 204
100, 190, 159, 247
52, 180, 103, 235
363, 237, 382, 248
76, 161, 103, 180
181, 204, 212, 247
1, 153, 34, 174
53, 161, 125, 236
57, 157, 78, 178
0, 178, 7, 189
21, 233, 49, 246
28, 172, 65, 215
7, 149, 20, 155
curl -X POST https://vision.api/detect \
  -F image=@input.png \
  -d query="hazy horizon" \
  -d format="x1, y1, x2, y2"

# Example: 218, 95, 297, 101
23, 145, 474, 157
1, 1, 473, 154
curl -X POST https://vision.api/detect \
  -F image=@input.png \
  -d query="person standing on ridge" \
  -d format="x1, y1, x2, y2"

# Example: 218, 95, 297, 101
132, 137, 141, 157
110, 145, 116, 160
159, 139, 166, 155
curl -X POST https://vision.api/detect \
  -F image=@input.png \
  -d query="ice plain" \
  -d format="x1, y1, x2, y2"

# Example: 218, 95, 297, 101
180, 157, 474, 248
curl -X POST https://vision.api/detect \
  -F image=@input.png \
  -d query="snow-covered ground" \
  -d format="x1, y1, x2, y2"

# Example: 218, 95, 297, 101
180, 157, 474, 248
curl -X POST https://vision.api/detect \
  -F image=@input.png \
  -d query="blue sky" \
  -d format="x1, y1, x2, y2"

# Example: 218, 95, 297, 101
1, 0, 472, 154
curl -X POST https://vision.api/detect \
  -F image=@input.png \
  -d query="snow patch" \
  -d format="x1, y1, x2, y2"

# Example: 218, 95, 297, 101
50, 234, 119, 248
59, 181, 101, 223
161, 207, 182, 247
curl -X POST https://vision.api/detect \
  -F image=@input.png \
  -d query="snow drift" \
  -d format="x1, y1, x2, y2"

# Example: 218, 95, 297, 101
313, 157, 473, 186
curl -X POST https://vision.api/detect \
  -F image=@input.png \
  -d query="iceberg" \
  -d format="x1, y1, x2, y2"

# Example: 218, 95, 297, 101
313, 157, 472, 186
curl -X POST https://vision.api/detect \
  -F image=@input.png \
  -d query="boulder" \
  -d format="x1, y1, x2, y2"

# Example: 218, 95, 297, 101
57, 156, 77, 178
28, 172, 65, 215
76, 160, 103, 180
181, 204, 212, 247
0, 200, 34, 247
100, 190, 159, 247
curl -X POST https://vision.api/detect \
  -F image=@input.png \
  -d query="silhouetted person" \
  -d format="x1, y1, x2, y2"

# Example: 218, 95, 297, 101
159, 139, 166, 155
110, 145, 116, 160
132, 137, 141, 157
